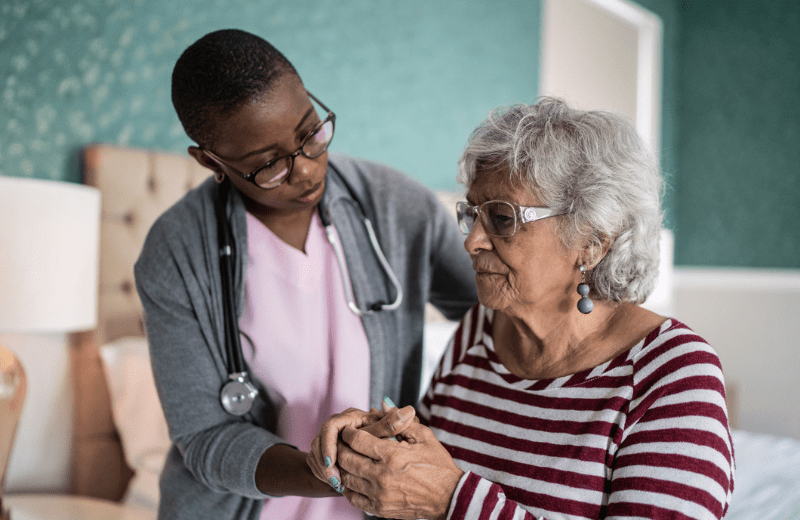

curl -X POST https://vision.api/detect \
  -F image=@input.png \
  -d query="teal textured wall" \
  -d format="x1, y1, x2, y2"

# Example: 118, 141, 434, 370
673, 1, 800, 268
5, 0, 798, 268
630, 0, 680, 231
0, 0, 542, 190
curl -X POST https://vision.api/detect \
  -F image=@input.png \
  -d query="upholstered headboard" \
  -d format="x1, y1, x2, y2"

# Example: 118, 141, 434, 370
72, 144, 209, 500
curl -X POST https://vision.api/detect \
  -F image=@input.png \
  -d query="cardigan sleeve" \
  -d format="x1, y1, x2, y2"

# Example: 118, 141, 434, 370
134, 207, 291, 499
425, 191, 479, 322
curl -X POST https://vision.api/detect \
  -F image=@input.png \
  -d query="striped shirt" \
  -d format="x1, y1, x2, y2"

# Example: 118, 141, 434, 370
418, 304, 734, 520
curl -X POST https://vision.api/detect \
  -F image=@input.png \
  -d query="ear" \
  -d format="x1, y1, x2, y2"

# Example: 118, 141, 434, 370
188, 146, 220, 172
578, 235, 613, 270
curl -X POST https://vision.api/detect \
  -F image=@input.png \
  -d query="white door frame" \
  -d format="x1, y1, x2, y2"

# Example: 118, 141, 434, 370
541, 0, 663, 158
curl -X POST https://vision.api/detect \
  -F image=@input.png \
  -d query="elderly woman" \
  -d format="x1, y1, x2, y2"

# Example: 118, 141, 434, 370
307, 97, 734, 520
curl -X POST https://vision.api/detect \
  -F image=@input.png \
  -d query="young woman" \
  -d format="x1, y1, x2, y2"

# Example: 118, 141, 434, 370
134, 29, 477, 520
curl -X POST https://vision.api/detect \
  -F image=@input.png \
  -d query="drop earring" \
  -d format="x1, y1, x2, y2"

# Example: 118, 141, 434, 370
577, 265, 593, 314
214, 172, 225, 184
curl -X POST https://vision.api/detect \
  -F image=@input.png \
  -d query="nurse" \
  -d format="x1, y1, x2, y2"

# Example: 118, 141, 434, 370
134, 29, 477, 520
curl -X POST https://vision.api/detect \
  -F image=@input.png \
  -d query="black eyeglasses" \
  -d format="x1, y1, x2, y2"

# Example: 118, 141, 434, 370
202, 91, 335, 190
456, 200, 563, 237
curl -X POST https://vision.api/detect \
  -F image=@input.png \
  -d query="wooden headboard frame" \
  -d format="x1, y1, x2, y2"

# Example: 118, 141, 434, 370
71, 144, 209, 500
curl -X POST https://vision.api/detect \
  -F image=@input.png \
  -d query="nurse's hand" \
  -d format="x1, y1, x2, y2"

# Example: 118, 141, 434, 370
307, 398, 416, 493
337, 420, 464, 520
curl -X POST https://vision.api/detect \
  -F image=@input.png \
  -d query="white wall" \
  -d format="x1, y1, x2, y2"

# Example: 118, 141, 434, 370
673, 268, 800, 440
540, 0, 662, 156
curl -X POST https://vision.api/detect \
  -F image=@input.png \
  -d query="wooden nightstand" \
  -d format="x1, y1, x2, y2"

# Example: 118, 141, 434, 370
4, 494, 154, 520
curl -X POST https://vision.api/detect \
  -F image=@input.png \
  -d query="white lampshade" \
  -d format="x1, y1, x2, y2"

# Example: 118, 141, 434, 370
0, 177, 101, 333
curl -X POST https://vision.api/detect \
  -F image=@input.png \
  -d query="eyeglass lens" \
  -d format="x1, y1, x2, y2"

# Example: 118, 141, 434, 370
253, 119, 334, 189
456, 201, 518, 237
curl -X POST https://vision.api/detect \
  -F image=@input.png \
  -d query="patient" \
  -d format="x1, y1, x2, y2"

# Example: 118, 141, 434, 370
308, 98, 735, 519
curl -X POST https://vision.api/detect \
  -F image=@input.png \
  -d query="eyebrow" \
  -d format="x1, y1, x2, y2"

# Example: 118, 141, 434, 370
465, 190, 509, 205
234, 106, 317, 161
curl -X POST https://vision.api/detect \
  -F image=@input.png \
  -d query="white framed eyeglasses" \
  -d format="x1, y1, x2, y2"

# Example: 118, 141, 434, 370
456, 200, 563, 237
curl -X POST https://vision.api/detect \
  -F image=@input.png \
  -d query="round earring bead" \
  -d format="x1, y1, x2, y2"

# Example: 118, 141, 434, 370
577, 296, 594, 314
577, 283, 590, 296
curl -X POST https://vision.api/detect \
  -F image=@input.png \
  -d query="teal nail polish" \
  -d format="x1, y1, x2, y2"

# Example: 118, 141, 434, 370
335, 483, 344, 493
324, 456, 332, 468
383, 396, 396, 408
329, 476, 340, 489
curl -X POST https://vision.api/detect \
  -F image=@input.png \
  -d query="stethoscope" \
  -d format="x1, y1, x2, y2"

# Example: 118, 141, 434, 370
215, 166, 403, 416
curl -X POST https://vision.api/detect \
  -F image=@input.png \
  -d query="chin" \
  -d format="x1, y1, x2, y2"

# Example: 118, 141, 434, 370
476, 284, 512, 311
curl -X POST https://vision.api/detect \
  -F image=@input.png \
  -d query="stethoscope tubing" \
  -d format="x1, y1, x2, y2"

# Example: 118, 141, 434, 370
216, 166, 403, 415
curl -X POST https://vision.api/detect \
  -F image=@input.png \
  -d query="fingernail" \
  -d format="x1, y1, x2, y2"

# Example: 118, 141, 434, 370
329, 476, 340, 489
335, 483, 344, 493
324, 456, 332, 468
383, 396, 396, 408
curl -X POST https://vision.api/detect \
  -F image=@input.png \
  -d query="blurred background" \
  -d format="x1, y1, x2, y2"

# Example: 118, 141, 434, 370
1, 0, 799, 497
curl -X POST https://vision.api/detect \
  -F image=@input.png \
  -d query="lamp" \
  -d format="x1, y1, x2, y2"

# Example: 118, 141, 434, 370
0, 177, 100, 520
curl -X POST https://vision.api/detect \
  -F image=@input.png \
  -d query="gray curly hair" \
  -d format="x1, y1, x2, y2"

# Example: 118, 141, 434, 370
457, 97, 663, 304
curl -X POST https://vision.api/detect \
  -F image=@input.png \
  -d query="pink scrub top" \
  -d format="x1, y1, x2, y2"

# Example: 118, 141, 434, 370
239, 211, 370, 520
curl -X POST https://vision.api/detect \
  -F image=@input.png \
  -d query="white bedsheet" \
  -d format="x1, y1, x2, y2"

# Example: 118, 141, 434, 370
726, 429, 800, 519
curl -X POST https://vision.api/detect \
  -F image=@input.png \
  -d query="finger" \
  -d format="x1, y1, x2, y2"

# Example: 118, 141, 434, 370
360, 407, 385, 427
305, 449, 325, 483
342, 488, 376, 516
337, 435, 387, 483
338, 466, 372, 497
316, 410, 372, 473
360, 405, 416, 439
394, 420, 435, 445
381, 395, 397, 413
307, 432, 336, 484
341, 425, 400, 461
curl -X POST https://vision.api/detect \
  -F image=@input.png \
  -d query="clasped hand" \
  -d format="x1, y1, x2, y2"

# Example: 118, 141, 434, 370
307, 400, 464, 520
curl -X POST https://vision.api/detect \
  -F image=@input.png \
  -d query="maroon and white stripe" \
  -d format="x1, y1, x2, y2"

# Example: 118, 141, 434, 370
418, 305, 734, 520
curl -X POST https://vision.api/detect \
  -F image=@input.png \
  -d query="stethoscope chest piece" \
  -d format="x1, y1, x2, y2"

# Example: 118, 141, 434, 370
220, 372, 258, 416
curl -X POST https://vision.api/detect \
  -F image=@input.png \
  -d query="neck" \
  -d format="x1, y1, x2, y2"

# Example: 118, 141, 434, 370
244, 199, 318, 253
492, 301, 632, 380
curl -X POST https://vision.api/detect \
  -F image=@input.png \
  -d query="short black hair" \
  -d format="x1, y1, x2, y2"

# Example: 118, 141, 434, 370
171, 29, 299, 147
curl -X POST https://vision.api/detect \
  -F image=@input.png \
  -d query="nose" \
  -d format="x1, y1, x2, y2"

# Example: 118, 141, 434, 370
464, 217, 494, 255
290, 153, 326, 185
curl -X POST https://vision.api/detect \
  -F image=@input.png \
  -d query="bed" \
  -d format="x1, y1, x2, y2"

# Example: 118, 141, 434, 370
71, 144, 800, 518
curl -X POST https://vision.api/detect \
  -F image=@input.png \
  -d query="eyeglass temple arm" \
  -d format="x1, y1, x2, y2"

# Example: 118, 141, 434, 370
520, 206, 563, 224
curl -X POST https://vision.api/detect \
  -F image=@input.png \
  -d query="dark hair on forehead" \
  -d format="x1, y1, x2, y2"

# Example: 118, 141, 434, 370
171, 28, 299, 147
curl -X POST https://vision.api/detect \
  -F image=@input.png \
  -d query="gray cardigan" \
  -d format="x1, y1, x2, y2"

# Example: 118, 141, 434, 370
134, 153, 478, 520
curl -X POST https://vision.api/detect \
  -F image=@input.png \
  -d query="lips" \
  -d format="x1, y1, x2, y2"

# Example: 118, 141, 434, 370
472, 262, 503, 275
298, 181, 324, 201
472, 254, 506, 276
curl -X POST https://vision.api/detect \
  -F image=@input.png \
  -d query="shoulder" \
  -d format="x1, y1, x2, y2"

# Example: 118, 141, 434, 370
328, 152, 443, 212
135, 177, 217, 280
629, 318, 726, 404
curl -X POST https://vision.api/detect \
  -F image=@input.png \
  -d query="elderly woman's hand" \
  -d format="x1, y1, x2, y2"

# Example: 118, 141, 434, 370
307, 400, 416, 493
337, 420, 465, 520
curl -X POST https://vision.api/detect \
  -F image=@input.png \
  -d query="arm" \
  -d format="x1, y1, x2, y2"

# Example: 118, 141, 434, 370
604, 342, 734, 518
134, 217, 336, 499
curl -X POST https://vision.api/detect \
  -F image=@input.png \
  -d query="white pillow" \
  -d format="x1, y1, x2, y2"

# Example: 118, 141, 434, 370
99, 336, 170, 510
